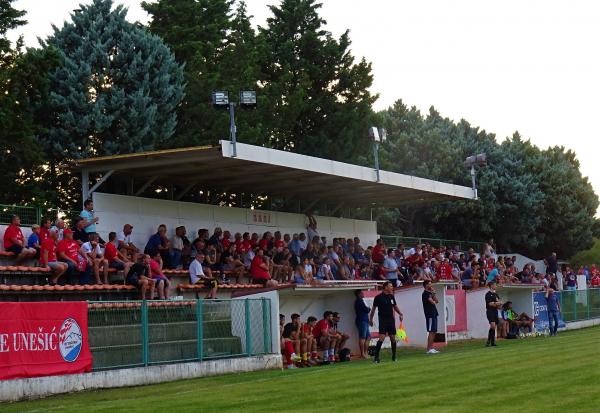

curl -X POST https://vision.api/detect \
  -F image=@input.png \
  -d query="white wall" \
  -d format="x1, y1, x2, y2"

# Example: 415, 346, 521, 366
92, 193, 377, 248
465, 288, 489, 339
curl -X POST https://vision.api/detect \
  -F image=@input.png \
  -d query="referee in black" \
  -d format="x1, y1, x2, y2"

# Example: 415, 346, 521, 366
485, 281, 502, 347
369, 281, 403, 363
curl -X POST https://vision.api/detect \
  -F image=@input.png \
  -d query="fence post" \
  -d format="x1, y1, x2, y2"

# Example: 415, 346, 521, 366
245, 299, 252, 356
261, 298, 269, 354
35, 206, 42, 225
573, 291, 577, 321
196, 299, 204, 361
141, 300, 149, 366
587, 289, 590, 320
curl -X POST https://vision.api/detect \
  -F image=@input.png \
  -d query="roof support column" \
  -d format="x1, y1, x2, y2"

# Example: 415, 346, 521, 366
135, 176, 158, 196
175, 181, 199, 201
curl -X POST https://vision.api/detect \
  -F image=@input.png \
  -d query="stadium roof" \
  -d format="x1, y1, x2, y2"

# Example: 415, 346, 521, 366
75, 140, 475, 207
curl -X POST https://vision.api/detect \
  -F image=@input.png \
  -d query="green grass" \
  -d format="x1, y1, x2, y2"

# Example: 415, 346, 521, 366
5, 327, 600, 413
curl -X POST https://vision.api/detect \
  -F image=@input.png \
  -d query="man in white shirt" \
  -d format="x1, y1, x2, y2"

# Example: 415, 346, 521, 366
118, 224, 139, 261
81, 233, 109, 284
189, 253, 218, 299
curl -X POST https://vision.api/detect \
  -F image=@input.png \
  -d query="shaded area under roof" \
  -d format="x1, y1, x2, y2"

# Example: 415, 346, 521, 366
74, 140, 475, 207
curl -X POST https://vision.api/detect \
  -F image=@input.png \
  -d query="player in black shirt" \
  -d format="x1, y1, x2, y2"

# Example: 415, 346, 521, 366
422, 280, 439, 354
485, 281, 502, 347
369, 281, 403, 363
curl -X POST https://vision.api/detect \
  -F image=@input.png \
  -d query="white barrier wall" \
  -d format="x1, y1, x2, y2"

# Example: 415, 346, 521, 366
465, 288, 489, 339
92, 193, 378, 249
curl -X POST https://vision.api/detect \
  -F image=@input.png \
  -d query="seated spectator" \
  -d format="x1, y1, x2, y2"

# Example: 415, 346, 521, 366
40, 229, 68, 284
57, 229, 83, 284
3, 215, 36, 264
50, 218, 65, 241
486, 262, 500, 284
282, 314, 305, 368
222, 231, 232, 250
149, 253, 171, 299
313, 311, 337, 364
273, 231, 285, 249
501, 301, 533, 337
250, 249, 278, 287
208, 227, 224, 258
189, 253, 218, 299
289, 233, 302, 257
301, 316, 319, 365
72, 217, 89, 245
171, 226, 190, 269
591, 271, 600, 287
104, 231, 133, 277
273, 246, 293, 282
220, 243, 245, 283
372, 239, 385, 264
316, 257, 334, 281
144, 224, 171, 268
39, 218, 52, 244
382, 249, 401, 287
298, 232, 308, 252
337, 255, 353, 280
126, 255, 156, 299
118, 224, 139, 261
292, 264, 307, 284
330, 312, 349, 360
81, 233, 109, 285
27, 224, 41, 257
564, 267, 578, 291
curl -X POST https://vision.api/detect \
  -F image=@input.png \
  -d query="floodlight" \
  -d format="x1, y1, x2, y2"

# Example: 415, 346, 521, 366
368, 126, 381, 142
211, 91, 229, 108
239, 90, 257, 107
464, 153, 487, 168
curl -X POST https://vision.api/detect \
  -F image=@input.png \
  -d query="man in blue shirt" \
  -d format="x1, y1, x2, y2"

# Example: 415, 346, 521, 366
354, 289, 371, 358
546, 287, 561, 336
80, 199, 99, 234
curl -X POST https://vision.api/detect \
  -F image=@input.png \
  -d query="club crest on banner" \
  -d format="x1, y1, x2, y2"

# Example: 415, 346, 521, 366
59, 318, 83, 363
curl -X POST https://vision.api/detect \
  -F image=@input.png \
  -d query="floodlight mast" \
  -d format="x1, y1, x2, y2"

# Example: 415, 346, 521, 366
212, 90, 256, 158
464, 153, 487, 200
368, 127, 386, 182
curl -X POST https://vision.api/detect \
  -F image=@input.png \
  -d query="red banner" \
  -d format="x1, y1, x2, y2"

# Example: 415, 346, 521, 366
445, 289, 467, 332
0, 302, 92, 380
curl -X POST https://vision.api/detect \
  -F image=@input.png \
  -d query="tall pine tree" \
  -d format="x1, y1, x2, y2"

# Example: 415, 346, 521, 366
260, 0, 377, 161
43, 0, 184, 161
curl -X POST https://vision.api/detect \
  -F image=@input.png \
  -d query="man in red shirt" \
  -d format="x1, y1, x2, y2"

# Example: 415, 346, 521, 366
3, 215, 36, 264
105, 231, 133, 277
438, 258, 454, 281
372, 239, 385, 264
39, 218, 52, 244
313, 311, 338, 364
40, 229, 68, 284
250, 249, 278, 287
57, 229, 82, 284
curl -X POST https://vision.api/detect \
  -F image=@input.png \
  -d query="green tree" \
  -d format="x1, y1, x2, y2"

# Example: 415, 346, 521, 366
43, 0, 184, 161
260, 0, 377, 161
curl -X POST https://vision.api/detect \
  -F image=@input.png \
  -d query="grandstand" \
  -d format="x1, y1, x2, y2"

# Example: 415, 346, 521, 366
3, 140, 600, 403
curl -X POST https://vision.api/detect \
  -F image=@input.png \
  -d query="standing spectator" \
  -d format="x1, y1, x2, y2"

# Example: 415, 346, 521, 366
189, 253, 218, 299
369, 281, 403, 363
81, 233, 109, 285
546, 286, 561, 336
422, 280, 440, 354
40, 229, 68, 285
354, 290, 371, 359
126, 255, 156, 300
3, 215, 36, 264
306, 214, 319, 245
104, 232, 133, 277
382, 249, 401, 287
118, 224, 139, 261
545, 252, 558, 276
80, 199, 99, 235
289, 234, 302, 257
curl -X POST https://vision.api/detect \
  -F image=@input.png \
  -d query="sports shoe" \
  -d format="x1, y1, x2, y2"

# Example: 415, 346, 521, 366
286, 364, 296, 369
292, 354, 302, 362
427, 349, 439, 354
328, 355, 335, 362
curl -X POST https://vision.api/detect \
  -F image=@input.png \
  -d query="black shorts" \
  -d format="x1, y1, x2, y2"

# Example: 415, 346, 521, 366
486, 311, 499, 323
126, 274, 139, 286
378, 318, 396, 336
252, 278, 268, 286
109, 261, 125, 270
199, 279, 218, 288
6, 245, 23, 254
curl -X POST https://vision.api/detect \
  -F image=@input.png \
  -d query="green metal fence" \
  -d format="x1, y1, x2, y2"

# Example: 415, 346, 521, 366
559, 288, 600, 323
380, 235, 483, 252
0, 204, 78, 226
88, 298, 272, 370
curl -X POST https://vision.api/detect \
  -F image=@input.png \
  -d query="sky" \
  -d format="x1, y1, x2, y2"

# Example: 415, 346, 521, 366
9, 0, 600, 203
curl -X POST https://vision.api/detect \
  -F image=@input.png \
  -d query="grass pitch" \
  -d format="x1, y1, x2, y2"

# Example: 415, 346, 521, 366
5, 326, 600, 413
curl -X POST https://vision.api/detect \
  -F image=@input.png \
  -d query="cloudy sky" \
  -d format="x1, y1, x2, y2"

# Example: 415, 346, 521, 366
10, 0, 600, 204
